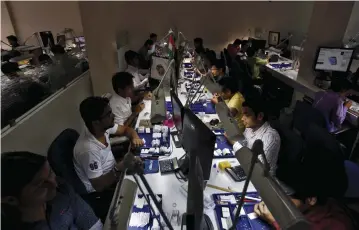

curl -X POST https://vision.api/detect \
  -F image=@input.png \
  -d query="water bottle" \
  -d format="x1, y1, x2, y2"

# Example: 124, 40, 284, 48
210, 163, 219, 183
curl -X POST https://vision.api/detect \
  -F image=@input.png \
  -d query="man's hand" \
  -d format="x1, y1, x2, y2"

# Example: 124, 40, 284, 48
344, 100, 352, 109
134, 103, 145, 114
254, 202, 276, 225
144, 92, 152, 100
132, 137, 144, 148
211, 95, 219, 104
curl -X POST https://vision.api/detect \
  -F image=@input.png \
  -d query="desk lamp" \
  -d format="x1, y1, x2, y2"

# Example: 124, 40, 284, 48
230, 140, 310, 230
103, 178, 138, 230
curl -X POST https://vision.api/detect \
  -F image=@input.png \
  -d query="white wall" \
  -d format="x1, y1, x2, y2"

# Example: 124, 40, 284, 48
344, 1, 359, 43
5, 1, 83, 45
1, 71, 93, 156
79, 1, 315, 95
1, 1, 15, 43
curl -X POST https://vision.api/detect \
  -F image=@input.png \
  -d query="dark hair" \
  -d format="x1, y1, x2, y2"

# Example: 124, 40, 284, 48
2, 152, 47, 198
1, 152, 47, 229
291, 144, 348, 202
233, 39, 242, 46
330, 77, 350, 93
80, 97, 110, 130
194, 37, 203, 45
150, 33, 157, 39
242, 98, 268, 121
246, 46, 256, 57
38, 54, 52, 64
112, 72, 134, 94
219, 77, 239, 93
144, 39, 154, 46
212, 59, 225, 72
124, 50, 138, 65
51, 45, 65, 54
1, 62, 20, 75
6, 35, 18, 42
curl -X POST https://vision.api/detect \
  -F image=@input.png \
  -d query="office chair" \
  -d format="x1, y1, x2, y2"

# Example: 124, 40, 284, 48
47, 128, 87, 195
292, 100, 326, 136
270, 121, 304, 188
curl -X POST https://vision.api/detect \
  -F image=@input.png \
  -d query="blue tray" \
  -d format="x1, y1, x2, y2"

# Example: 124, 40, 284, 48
212, 192, 261, 206
128, 194, 163, 230
212, 192, 271, 230
166, 101, 173, 113
215, 135, 235, 158
269, 63, 292, 69
190, 101, 216, 114
144, 159, 159, 174
137, 128, 171, 151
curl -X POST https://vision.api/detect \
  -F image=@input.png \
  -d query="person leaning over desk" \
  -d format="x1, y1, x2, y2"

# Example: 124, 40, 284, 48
253, 144, 355, 230
211, 76, 246, 134
138, 39, 154, 69
313, 78, 352, 133
246, 46, 269, 80
73, 96, 144, 222
233, 97, 281, 175
109, 72, 145, 128
1, 151, 103, 230
124, 50, 150, 90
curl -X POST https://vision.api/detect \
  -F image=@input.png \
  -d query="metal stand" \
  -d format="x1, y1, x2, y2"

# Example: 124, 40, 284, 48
230, 140, 270, 230
133, 173, 174, 230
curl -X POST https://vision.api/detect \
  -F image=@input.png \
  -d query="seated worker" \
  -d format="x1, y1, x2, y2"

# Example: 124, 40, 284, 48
313, 78, 352, 133
210, 59, 228, 83
138, 39, 154, 69
125, 50, 149, 90
7, 35, 20, 48
227, 44, 254, 95
253, 144, 354, 230
51, 44, 81, 81
233, 97, 280, 175
211, 77, 245, 133
194, 37, 206, 55
73, 96, 144, 221
246, 46, 268, 80
150, 33, 158, 43
1, 151, 103, 230
110, 72, 145, 127
233, 39, 242, 53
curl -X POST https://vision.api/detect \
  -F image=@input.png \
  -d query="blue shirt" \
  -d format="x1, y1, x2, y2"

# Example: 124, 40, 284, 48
313, 91, 348, 132
19, 182, 102, 230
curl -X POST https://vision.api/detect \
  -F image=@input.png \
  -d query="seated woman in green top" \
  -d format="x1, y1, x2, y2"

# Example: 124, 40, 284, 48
246, 47, 268, 80
211, 77, 245, 134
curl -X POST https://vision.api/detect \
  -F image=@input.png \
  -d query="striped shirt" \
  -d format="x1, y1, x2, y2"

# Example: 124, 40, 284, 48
243, 122, 281, 175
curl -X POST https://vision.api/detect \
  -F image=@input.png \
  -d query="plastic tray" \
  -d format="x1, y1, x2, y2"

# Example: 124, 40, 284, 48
137, 128, 171, 151
215, 135, 235, 158
190, 101, 216, 114
128, 194, 163, 230
144, 159, 159, 174
166, 101, 173, 113
212, 192, 271, 230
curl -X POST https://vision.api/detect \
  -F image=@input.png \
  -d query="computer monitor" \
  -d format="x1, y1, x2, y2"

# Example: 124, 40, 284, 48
181, 107, 216, 181
314, 47, 354, 72
56, 35, 66, 47
170, 90, 184, 134
39, 31, 55, 48
251, 39, 266, 52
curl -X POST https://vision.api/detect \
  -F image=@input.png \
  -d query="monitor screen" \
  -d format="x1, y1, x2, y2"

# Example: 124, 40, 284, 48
181, 108, 216, 180
314, 47, 354, 72
170, 90, 184, 134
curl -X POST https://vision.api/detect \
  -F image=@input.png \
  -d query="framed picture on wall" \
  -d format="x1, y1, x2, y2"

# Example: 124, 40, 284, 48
268, 31, 280, 46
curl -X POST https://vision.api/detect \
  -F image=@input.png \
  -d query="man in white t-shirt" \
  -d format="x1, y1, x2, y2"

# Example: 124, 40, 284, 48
109, 72, 145, 127
73, 96, 144, 221
125, 50, 149, 90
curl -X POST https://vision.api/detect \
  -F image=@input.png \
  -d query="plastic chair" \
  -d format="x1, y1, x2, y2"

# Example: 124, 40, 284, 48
47, 128, 87, 195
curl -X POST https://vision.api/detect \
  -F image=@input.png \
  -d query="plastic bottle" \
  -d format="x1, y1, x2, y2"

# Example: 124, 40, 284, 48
210, 163, 219, 183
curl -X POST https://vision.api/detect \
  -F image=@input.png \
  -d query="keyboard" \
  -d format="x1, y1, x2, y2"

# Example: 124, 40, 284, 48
159, 157, 179, 174
225, 166, 247, 182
